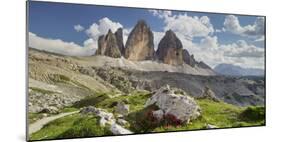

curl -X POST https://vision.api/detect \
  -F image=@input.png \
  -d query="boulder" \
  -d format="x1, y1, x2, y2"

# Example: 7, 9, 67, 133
110, 123, 133, 135
145, 85, 201, 123
96, 29, 122, 58
125, 20, 155, 61
156, 30, 184, 65
115, 102, 130, 115
80, 106, 115, 126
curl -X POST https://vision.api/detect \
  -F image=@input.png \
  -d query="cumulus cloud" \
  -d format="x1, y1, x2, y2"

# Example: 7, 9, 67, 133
148, 10, 172, 19
86, 17, 123, 40
29, 32, 96, 56
223, 15, 265, 37
191, 36, 264, 69
74, 24, 84, 32
149, 10, 214, 38
255, 35, 265, 42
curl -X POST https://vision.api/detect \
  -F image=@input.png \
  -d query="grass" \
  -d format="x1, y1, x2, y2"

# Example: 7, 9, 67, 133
29, 91, 265, 141
152, 99, 265, 132
30, 113, 111, 141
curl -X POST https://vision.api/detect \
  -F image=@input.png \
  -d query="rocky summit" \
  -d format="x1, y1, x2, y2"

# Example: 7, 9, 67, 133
115, 28, 125, 56
156, 30, 184, 66
96, 29, 122, 58
125, 20, 155, 61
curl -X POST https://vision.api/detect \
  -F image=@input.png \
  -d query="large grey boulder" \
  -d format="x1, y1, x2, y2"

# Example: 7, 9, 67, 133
145, 85, 201, 123
125, 20, 155, 61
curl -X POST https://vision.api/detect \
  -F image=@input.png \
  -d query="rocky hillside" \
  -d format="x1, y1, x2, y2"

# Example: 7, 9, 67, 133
28, 48, 265, 141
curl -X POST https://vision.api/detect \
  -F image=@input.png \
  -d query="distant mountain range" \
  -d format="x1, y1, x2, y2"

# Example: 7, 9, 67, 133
214, 63, 264, 76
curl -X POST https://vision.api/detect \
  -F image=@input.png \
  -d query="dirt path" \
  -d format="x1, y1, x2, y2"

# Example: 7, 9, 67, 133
29, 111, 79, 135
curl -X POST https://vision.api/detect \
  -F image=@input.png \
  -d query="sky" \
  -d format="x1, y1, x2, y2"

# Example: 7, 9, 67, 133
28, 1, 265, 69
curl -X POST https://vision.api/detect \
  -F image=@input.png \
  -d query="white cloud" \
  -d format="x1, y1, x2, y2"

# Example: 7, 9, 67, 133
190, 36, 264, 69
164, 14, 214, 38
223, 15, 265, 37
148, 10, 172, 19
74, 24, 84, 32
255, 35, 265, 42
86, 17, 123, 40
149, 10, 214, 38
29, 32, 96, 56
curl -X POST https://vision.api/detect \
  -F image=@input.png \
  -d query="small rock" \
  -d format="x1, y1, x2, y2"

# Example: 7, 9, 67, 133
206, 124, 218, 129
42, 113, 48, 117
110, 123, 133, 135
117, 119, 128, 126
40, 106, 59, 114
152, 110, 164, 121
115, 102, 130, 115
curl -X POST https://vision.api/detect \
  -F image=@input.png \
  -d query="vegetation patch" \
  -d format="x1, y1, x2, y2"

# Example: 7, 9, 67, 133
239, 106, 265, 122
30, 114, 111, 141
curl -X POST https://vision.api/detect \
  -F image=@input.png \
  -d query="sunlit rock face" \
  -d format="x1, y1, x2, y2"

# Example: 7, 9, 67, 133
125, 20, 155, 61
96, 29, 122, 58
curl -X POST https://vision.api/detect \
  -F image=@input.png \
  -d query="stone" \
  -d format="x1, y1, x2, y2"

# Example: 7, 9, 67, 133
156, 30, 184, 65
145, 86, 201, 123
115, 102, 130, 115
80, 106, 115, 126
152, 109, 164, 121
206, 124, 218, 129
117, 119, 128, 126
110, 123, 133, 135
125, 20, 155, 61
96, 29, 122, 58
40, 106, 59, 114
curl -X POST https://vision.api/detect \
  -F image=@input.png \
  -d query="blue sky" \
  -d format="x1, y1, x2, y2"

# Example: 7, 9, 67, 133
28, 1, 265, 69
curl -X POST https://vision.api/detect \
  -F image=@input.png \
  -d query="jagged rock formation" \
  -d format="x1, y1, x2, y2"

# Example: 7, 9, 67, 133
156, 30, 184, 65
182, 49, 191, 65
125, 20, 155, 61
183, 52, 211, 69
115, 28, 125, 55
96, 29, 122, 58
197, 61, 212, 69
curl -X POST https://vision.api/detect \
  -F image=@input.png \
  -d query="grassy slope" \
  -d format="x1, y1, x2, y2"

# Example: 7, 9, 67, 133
30, 92, 265, 141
